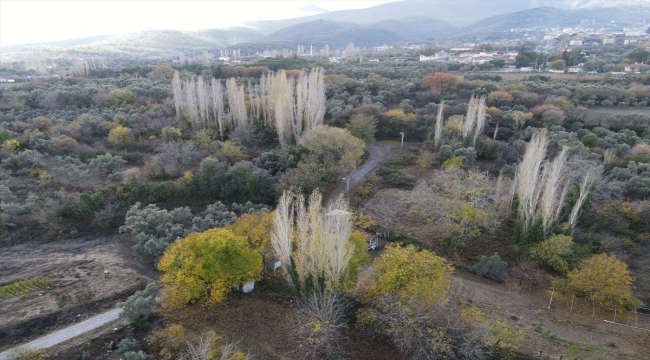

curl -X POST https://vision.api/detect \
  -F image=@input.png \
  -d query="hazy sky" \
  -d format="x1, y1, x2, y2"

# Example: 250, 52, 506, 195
0, 0, 398, 46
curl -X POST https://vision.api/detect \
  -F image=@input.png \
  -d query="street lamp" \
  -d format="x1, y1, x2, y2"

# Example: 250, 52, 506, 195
342, 177, 350, 196
400, 132, 405, 149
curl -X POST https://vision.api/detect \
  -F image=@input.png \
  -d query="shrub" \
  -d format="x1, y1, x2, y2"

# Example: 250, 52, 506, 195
60, 193, 103, 220
472, 253, 508, 282
90, 152, 127, 175
117, 283, 159, 327
529, 235, 574, 273
290, 290, 350, 359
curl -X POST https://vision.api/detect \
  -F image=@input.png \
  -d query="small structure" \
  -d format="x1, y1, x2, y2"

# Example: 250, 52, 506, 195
242, 281, 254, 293
267, 260, 281, 276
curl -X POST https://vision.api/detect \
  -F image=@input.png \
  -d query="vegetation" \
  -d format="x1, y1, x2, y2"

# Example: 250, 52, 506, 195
0, 277, 52, 300
158, 228, 263, 307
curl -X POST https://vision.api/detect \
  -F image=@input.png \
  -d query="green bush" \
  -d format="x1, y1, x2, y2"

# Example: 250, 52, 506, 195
472, 253, 508, 282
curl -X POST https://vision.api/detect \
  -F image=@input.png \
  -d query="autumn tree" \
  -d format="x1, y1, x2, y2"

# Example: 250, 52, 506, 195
33, 116, 52, 133
529, 234, 573, 273
411, 166, 499, 244
365, 243, 452, 306
107, 125, 134, 149
105, 88, 136, 108
487, 91, 514, 107
280, 126, 365, 192
226, 210, 274, 256
567, 253, 638, 309
421, 72, 460, 92
158, 228, 262, 307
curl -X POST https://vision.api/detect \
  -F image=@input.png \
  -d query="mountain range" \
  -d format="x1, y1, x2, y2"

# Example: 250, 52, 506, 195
0, 0, 645, 56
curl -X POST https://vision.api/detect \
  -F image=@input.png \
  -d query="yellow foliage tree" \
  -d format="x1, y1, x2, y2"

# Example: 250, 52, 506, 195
567, 253, 638, 308
107, 125, 132, 148
366, 243, 452, 306
158, 228, 262, 307
215, 141, 248, 165
226, 211, 274, 256
529, 234, 573, 273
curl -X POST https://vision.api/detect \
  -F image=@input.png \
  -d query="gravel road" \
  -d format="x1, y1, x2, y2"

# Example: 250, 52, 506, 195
0, 308, 123, 359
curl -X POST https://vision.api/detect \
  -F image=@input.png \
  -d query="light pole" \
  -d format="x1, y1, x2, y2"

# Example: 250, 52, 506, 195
400, 132, 405, 149
342, 177, 350, 196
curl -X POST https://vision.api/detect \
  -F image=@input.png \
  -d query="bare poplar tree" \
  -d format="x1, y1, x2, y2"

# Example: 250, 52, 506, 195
568, 170, 595, 230
210, 78, 225, 139
434, 101, 445, 149
462, 95, 478, 141
472, 95, 487, 147
514, 129, 549, 232
171, 71, 182, 117
271, 190, 354, 292
539, 147, 568, 236
271, 191, 294, 274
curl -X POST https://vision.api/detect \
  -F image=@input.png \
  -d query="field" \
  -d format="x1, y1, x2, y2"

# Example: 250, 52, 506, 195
0, 235, 153, 350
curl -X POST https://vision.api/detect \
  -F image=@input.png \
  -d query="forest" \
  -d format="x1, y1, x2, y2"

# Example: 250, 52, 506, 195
0, 52, 649, 360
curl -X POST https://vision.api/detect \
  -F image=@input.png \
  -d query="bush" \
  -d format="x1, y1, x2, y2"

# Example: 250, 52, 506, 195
60, 193, 103, 220
529, 235, 574, 273
90, 152, 127, 175
290, 290, 350, 359
472, 253, 508, 282
115, 338, 142, 355
117, 283, 159, 324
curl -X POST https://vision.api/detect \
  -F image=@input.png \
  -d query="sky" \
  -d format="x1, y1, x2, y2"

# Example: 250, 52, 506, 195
0, 0, 398, 46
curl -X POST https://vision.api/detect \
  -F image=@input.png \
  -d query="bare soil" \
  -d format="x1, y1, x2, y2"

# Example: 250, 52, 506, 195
449, 271, 649, 359
0, 235, 154, 350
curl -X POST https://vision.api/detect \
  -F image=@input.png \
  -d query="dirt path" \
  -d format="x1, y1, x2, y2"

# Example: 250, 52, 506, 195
0, 308, 123, 360
328, 144, 391, 201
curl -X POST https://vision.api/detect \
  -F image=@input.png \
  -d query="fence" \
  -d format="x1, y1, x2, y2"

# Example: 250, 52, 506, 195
547, 290, 650, 331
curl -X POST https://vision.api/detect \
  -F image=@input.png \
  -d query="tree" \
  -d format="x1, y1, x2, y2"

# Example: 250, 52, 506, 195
226, 210, 274, 256
346, 113, 377, 145
106, 88, 136, 108
580, 133, 597, 148
529, 235, 573, 273
487, 91, 513, 107
625, 49, 650, 63
290, 290, 350, 359
215, 141, 248, 165
366, 243, 453, 306
271, 191, 357, 294
549, 59, 567, 70
567, 253, 637, 308
411, 166, 498, 244
421, 72, 460, 92
90, 152, 127, 175
289, 126, 365, 186
107, 125, 133, 148
117, 283, 159, 324
472, 253, 508, 282
33, 116, 52, 133
158, 228, 263, 307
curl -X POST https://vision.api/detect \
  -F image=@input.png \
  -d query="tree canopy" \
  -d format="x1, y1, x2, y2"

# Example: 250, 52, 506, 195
158, 228, 263, 307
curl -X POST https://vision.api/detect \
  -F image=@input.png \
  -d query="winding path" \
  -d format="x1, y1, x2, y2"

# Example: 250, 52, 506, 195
0, 308, 123, 360
328, 144, 390, 201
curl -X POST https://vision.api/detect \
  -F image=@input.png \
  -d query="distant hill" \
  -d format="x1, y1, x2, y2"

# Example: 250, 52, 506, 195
369, 16, 456, 40
1, 28, 263, 56
0, 35, 113, 54
252, 20, 406, 48
446, 7, 642, 43
245, 0, 573, 34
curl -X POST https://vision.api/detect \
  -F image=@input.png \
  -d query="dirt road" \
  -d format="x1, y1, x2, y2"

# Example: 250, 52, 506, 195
0, 308, 123, 360
329, 144, 390, 201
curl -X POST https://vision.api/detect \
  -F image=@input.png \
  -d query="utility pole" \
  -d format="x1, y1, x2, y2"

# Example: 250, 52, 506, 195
400, 132, 405, 149
343, 177, 350, 196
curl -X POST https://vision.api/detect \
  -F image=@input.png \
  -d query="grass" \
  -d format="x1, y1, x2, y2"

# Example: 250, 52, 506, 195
0, 276, 52, 300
